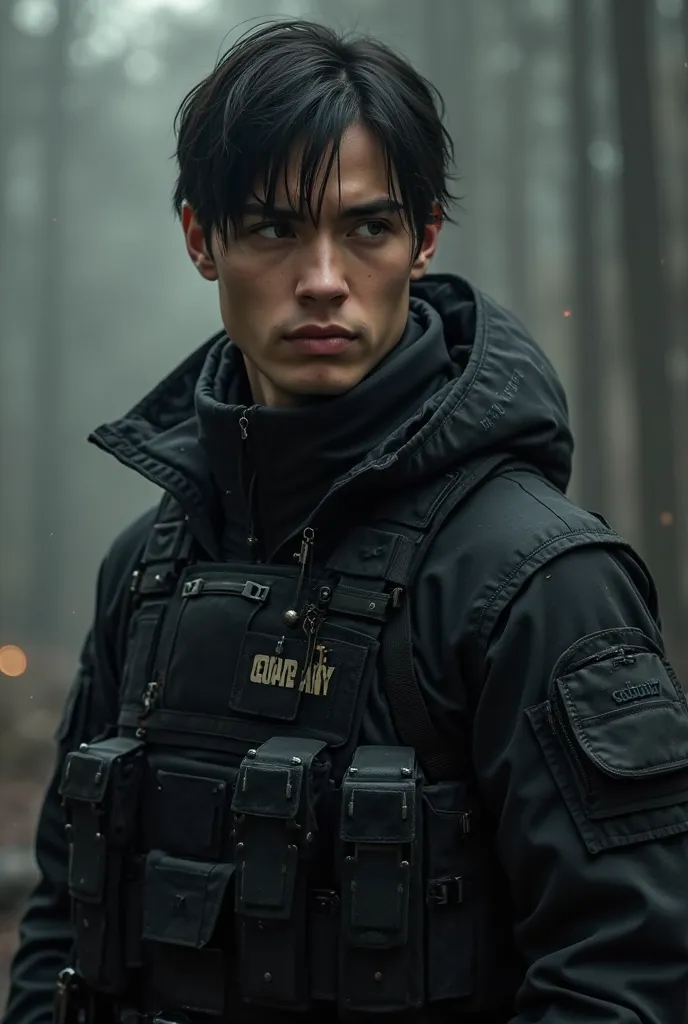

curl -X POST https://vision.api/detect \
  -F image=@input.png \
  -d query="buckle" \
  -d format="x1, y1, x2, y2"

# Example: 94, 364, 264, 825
182, 578, 203, 597
242, 580, 270, 602
130, 563, 178, 597
312, 889, 340, 914
426, 875, 463, 907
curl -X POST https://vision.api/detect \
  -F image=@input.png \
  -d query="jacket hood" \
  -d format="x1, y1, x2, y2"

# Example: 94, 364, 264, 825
90, 274, 573, 556
399, 274, 572, 489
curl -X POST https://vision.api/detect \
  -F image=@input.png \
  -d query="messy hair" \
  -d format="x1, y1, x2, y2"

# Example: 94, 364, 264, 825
172, 19, 456, 258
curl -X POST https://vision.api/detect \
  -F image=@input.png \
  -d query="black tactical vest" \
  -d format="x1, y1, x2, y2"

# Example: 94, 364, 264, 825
58, 455, 529, 1022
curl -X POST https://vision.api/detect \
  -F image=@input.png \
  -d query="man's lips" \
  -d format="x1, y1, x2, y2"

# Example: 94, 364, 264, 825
283, 325, 359, 354
284, 334, 357, 355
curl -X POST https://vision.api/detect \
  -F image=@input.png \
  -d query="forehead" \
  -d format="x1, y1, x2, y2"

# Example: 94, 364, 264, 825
261, 123, 394, 211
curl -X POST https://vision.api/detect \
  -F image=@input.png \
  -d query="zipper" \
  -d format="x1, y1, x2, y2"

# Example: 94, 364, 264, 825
238, 406, 261, 561
561, 644, 638, 676
181, 577, 270, 602
546, 645, 640, 793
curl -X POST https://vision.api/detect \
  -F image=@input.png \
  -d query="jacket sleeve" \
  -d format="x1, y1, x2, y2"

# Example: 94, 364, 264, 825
1, 566, 122, 1024
474, 544, 688, 1024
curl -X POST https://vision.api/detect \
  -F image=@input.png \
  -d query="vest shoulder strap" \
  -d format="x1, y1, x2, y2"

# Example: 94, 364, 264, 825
129, 491, 194, 600
378, 454, 510, 781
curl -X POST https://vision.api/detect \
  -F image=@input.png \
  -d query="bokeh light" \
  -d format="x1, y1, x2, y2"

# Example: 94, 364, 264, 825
0, 645, 28, 677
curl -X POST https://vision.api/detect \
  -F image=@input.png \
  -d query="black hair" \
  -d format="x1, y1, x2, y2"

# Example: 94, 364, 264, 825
172, 19, 456, 259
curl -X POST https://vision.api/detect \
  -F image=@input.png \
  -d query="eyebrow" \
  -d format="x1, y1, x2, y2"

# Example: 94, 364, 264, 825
241, 197, 404, 221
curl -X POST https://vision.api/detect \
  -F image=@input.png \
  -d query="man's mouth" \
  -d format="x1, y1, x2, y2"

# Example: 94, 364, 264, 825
283, 324, 358, 354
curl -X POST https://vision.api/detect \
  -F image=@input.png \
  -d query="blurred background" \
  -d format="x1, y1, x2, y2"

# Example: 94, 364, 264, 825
0, 0, 686, 1002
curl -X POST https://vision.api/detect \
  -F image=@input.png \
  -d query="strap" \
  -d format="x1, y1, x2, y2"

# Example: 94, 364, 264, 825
380, 454, 511, 781
130, 492, 194, 599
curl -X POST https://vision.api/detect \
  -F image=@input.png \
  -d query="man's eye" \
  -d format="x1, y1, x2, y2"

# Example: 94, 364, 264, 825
252, 223, 294, 239
352, 220, 390, 238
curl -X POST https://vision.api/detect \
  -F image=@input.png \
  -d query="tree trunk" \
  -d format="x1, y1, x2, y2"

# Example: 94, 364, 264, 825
33, 0, 73, 646
429, 0, 479, 279
503, 3, 530, 324
609, 0, 683, 656
0, 0, 15, 639
569, 0, 608, 514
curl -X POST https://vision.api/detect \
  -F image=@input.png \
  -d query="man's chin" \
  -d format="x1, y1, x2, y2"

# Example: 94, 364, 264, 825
281, 367, 365, 400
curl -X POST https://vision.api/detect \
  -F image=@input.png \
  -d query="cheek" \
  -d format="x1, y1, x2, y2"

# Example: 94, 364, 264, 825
370, 240, 413, 287
371, 256, 412, 309
218, 263, 278, 320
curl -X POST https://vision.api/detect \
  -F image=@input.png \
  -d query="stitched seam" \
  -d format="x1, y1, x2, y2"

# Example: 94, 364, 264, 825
597, 819, 688, 846
562, 683, 688, 773
507, 478, 574, 532
579, 700, 676, 726
477, 529, 617, 635
94, 426, 205, 513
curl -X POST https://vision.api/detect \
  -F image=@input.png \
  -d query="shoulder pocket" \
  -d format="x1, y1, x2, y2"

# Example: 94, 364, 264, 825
527, 628, 688, 854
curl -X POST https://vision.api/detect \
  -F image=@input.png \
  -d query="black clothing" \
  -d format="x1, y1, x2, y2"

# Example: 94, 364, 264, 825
5, 275, 688, 1024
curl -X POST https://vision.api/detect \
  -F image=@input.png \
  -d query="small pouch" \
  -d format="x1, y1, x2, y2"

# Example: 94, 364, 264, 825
231, 736, 328, 1009
528, 629, 688, 853
142, 852, 235, 1017
60, 736, 145, 993
338, 746, 423, 1014
422, 781, 474, 1001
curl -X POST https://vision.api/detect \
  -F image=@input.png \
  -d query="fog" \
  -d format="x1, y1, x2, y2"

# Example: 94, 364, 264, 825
0, 0, 686, 1000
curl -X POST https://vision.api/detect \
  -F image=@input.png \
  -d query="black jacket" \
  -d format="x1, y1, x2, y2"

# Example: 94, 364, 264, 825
5, 274, 688, 1023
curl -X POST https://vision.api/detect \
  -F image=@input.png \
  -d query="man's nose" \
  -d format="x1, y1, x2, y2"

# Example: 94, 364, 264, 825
294, 238, 350, 305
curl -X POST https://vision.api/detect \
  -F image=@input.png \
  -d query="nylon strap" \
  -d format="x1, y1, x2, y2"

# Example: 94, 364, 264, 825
380, 454, 510, 781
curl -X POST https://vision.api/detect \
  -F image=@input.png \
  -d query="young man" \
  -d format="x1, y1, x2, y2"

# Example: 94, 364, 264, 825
4, 19, 688, 1024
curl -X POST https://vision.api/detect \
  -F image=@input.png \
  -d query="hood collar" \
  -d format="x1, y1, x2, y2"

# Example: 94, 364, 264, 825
195, 299, 455, 559
90, 274, 573, 557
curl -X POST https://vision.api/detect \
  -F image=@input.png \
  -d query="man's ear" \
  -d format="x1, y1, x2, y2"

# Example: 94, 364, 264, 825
181, 202, 218, 281
410, 203, 442, 281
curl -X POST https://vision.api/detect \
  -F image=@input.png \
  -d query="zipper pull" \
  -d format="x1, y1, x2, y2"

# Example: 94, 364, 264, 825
296, 528, 314, 567
613, 648, 637, 668
239, 408, 249, 441
142, 679, 160, 716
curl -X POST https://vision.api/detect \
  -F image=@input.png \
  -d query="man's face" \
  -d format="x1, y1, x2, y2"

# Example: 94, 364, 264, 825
183, 123, 441, 408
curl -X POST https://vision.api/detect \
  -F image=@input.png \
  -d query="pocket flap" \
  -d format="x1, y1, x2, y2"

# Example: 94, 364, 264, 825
143, 853, 234, 949
232, 762, 304, 820
340, 783, 417, 843
556, 650, 688, 778
60, 737, 144, 803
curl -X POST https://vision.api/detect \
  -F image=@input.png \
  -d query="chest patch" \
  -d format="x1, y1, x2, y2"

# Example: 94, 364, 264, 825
229, 626, 370, 742
249, 645, 334, 697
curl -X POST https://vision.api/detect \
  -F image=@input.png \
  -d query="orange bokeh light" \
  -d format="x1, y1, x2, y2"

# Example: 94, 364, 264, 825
0, 645, 28, 677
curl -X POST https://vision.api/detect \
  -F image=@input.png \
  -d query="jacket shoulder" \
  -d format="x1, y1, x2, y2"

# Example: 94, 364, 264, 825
421, 467, 631, 640
470, 467, 613, 539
